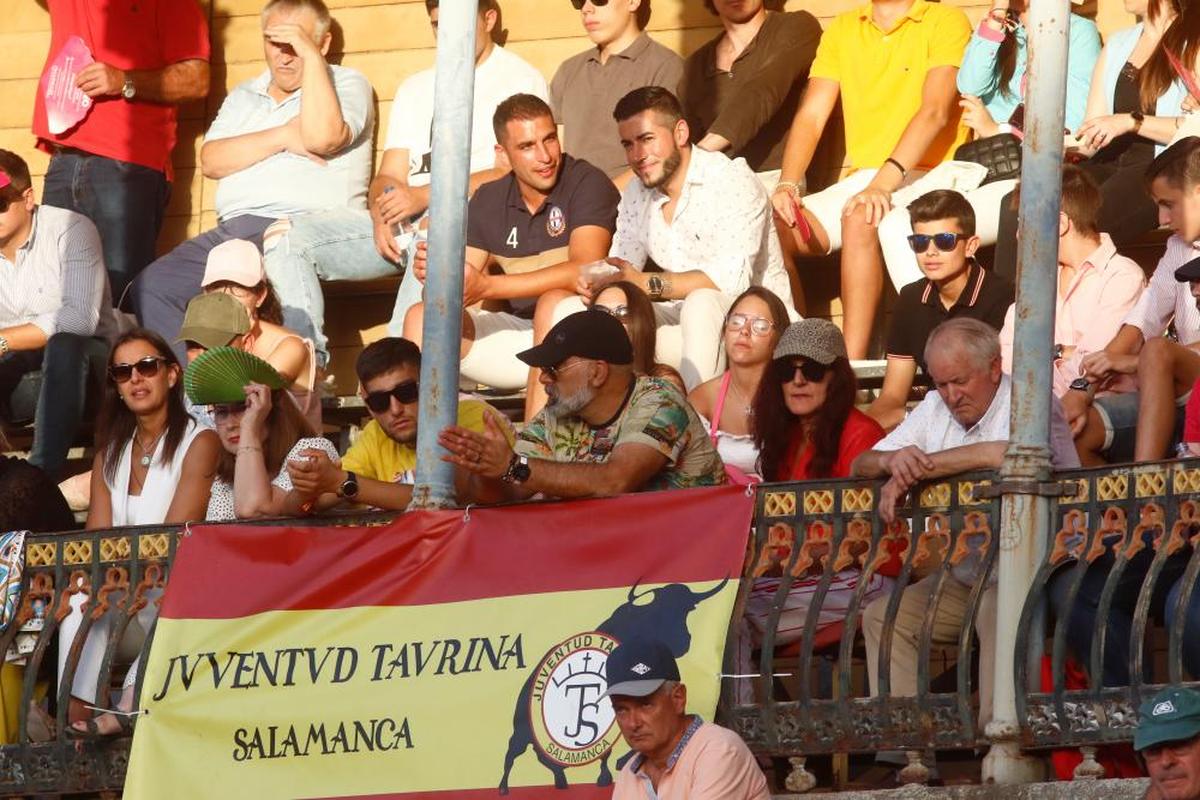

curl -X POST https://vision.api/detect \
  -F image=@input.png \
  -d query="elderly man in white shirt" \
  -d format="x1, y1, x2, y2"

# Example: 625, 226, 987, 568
851, 317, 1077, 750
130, 0, 373, 361
569, 86, 795, 390
0, 150, 116, 478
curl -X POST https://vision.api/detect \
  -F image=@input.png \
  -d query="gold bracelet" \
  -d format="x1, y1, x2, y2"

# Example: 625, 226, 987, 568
237, 444, 263, 454
774, 180, 800, 196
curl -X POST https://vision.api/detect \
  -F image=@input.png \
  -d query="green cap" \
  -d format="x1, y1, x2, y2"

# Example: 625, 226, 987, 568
1135, 687, 1200, 751
176, 293, 251, 351
184, 346, 287, 405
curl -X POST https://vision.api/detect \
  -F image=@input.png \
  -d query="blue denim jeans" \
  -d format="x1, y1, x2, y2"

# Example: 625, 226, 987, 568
41, 150, 169, 306
1047, 537, 1188, 685
262, 208, 405, 365
0, 334, 108, 480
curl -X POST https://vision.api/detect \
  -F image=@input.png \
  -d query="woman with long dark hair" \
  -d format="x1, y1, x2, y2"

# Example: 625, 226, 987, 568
62, 329, 219, 736
184, 348, 339, 520
590, 281, 685, 393
734, 319, 894, 702
689, 287, 790, 482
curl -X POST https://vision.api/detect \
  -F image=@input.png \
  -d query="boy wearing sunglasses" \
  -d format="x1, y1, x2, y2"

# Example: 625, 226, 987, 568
286, 337, 512, 511
0, 150, 118, 478
867, 190, 1013, 431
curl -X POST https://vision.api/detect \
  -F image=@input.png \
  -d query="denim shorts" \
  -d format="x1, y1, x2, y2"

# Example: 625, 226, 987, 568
1094, 391, 1187, 462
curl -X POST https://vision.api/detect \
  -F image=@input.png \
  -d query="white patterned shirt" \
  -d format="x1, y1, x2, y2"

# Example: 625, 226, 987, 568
1122, 234, 1200, 345
205, 436, 339, 521
609, 146, 793, 306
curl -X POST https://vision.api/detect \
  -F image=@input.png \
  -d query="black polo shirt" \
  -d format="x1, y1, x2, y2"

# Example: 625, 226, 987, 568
886, 260, 1014, 370
466, 154, 620, 257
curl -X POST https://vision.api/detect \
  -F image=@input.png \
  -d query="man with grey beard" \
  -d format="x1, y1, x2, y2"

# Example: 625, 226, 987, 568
439, 309, 726, 498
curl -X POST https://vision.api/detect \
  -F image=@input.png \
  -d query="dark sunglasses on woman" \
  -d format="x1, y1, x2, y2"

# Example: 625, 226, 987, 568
780, 359, 830, 384
570, 0, 608, 8
906, 232, 967, 254
363, 380, 419, 412
108, 356, 168, 383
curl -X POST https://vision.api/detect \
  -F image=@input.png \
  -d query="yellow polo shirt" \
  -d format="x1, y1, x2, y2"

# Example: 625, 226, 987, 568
341, 399, 513, 485
810, 0, 971, 171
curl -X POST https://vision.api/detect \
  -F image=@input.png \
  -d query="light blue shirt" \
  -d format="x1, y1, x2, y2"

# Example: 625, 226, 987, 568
206, 65, 374, 221
1101, 24, 1187, 155
956, 14, 1100, 133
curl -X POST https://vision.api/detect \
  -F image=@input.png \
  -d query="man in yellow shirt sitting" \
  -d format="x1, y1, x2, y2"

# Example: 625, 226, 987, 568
287, 337, 511, 510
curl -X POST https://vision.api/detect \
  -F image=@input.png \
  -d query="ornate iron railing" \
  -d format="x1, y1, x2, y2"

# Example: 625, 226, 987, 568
3, 464, 1200, 795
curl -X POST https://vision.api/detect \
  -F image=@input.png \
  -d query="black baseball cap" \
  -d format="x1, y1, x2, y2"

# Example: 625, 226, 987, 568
602, 638, 680, 699
1176, 255, 1200, 283
517, 309, 633, 368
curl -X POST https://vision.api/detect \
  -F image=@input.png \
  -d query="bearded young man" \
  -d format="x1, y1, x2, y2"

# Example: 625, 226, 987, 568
562, 86, 795, 393
438, 309, 726, 499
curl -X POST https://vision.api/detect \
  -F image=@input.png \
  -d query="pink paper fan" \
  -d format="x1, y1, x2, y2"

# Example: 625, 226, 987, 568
43, 36, 95, 136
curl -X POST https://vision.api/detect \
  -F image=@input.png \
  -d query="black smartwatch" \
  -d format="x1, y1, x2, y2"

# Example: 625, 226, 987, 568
1068, 377, 1091, 393
501, 454, 531, 484
338, 470, 359, 499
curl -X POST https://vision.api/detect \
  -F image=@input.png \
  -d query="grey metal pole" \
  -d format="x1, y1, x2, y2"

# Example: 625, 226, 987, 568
409, 0, 478, 510
982, 0, 1069, 783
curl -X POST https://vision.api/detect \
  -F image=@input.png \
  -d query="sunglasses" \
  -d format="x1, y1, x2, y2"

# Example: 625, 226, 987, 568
543, 360, 589, 381
363, 380, 419, 412
211, 401, 248, 422
595, 304, 629, 320
907, 232, 967, 254
727, 313, 775, 337
780, 359, 830, 384
108, 356, 168, 383
570, 0, 608, 8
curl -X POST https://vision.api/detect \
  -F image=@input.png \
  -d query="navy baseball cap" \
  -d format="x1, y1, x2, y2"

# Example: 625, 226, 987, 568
602, 638, 680, 699
1176, 255, 1200, 283
517, 310, 633, 369
1136, 687, 1200, 751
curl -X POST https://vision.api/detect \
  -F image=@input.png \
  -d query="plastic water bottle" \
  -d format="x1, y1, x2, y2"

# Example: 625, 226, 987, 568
382, 185, 415, 250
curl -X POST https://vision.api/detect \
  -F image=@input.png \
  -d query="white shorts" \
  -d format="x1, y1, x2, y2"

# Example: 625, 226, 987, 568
459, 310, 531, 391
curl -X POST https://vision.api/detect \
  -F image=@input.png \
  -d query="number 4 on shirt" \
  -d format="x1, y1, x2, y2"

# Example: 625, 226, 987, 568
506, 227, 519, 249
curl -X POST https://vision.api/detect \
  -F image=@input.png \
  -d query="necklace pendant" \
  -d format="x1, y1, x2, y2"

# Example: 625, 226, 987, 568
139, 454, 152, 467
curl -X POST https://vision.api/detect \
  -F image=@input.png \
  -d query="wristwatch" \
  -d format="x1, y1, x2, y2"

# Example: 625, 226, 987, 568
646, 275, 665, 301
338, 470, 359, 499
1131, 110, 1145, 133
501, 454, 531, 485
1068, 377, 1091, 393
121, 77, 136, 100
0, 336, 10, 356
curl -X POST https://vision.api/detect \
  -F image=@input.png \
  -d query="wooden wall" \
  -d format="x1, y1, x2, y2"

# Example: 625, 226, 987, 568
1, 0, 1133, 259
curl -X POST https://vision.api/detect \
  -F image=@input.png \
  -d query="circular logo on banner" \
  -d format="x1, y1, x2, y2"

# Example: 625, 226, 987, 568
529, 632, 621, 767
546, 206, 566, 238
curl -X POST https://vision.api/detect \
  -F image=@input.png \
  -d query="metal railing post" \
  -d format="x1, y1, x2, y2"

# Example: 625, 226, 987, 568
409, 0, 479, 510
982, 0, 1070, 783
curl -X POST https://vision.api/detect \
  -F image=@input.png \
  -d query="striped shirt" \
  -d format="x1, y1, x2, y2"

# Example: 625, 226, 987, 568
0, 205, 115, 341
1123, 234, 1200, 344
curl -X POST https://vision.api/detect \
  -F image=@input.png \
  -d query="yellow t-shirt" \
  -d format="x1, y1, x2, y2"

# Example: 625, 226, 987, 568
341, 399, 511, 484
810, 0, 971, 171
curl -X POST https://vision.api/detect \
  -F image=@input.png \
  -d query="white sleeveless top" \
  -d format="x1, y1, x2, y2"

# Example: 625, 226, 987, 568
106, 419, 206, 526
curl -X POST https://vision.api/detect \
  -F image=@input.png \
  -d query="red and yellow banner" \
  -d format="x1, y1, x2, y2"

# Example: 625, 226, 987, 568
125, 486, 752, 799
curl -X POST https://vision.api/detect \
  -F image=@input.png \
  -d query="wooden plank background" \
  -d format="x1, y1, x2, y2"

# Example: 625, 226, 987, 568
2, 0, 1131, 257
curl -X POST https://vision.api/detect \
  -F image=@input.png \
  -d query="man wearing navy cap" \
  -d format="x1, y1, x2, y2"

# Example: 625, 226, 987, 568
603, 638, 768, 800
439, 309, 725, 498
1137, 687, 1200, 800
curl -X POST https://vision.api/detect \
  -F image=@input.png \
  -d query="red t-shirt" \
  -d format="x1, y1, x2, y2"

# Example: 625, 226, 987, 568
778, 408, 885, 481
32, 0, 211, 175
1186, 380, 1200, 443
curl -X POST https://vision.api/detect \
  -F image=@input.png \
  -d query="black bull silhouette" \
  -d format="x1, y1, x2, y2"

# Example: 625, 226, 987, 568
497, 578, 729, 794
